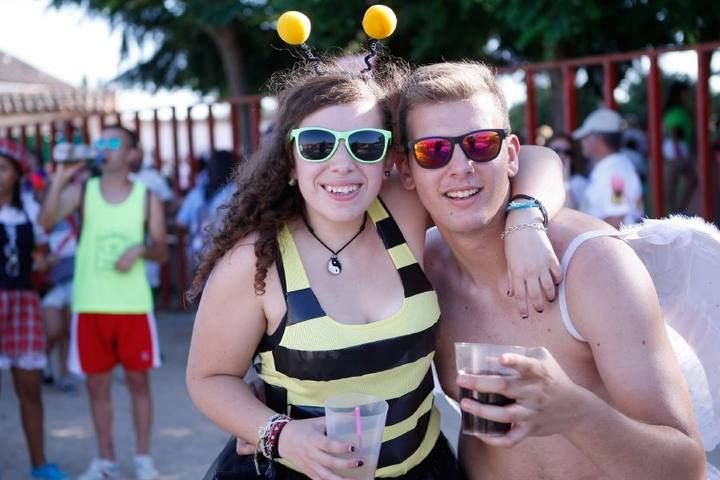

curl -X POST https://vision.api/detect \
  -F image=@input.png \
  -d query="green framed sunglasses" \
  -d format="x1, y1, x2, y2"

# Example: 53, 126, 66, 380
289, 127, 392, 164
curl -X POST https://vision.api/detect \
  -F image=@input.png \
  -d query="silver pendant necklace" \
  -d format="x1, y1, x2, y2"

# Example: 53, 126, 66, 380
301, 212, 367, 275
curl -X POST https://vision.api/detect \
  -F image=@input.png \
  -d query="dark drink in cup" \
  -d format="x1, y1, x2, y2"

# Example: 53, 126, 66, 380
455, 343, 527, 436
459, 372, 515, 435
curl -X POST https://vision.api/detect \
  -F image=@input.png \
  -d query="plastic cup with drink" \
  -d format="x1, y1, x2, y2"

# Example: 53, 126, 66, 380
455, 342, 527, 436
324, 393, 388, 480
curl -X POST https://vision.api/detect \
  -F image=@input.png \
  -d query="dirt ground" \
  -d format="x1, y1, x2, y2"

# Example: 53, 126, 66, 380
0, 311, 228, 480
1, 311, 718, 479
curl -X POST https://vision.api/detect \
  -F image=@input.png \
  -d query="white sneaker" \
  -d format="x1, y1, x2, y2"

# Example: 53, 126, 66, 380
77, 459, 120, 480
133, 455, 158, 480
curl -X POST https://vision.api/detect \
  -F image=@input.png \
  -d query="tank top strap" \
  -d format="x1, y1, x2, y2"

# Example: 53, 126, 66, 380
559, 230, 620, 342
277, 223, 311, 293
369, 197, 420, 271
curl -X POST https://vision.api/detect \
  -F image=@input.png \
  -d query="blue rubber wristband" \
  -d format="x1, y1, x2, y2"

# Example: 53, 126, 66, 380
506, 195, 549, 228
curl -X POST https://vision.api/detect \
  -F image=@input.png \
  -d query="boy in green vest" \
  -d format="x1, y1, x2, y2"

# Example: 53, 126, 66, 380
39, 125, 168, 480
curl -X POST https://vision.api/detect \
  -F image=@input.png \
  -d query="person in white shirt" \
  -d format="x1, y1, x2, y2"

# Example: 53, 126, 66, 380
0, 139, 70, 480
129, 163, 174, 295
176, 150, 238, 275
573, 108, 644, 228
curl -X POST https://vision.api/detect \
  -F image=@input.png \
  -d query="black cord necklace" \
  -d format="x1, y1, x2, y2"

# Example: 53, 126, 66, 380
301, 212, 368, 275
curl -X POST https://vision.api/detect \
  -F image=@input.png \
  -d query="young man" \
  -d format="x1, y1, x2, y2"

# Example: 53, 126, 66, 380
573, 108, 644, 227
39, 125, 168, 480
396, 62, 706, 479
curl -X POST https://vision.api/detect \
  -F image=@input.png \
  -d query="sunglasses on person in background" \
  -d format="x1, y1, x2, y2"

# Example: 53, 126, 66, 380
289, 127, 392, 164
94, 138, 123, 151
551, 147, 573, 156
408, 129, 509, 169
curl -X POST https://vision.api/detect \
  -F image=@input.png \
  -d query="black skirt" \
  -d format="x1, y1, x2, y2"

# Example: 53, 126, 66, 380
205, 433, 460, 480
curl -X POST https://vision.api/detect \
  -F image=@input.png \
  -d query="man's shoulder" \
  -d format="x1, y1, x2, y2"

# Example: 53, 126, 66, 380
547, 209, 617, 260
550, 209, 653, 310
423, 227, 452, 279
424, 227, 449, 255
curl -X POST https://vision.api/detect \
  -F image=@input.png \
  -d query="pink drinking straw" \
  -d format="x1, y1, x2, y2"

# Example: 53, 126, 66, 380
354, 405, 364, 452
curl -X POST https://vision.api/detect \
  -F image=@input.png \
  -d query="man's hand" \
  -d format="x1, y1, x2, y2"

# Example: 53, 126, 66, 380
457, 347, 585, 448
53, 162, 86, 187
115, 245, 144, 272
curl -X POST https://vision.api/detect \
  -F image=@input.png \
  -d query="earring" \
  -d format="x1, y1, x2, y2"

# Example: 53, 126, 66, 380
288, 177, 297, 186
384, 170, 391, 178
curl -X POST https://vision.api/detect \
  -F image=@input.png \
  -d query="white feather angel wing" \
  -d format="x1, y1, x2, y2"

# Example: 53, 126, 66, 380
620, 216, 720, 451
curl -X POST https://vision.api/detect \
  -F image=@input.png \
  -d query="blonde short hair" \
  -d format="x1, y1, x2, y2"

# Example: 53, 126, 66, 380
397, 61, 510, 147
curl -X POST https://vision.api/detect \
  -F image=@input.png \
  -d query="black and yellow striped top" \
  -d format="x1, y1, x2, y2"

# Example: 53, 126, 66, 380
257, 198, 441, 477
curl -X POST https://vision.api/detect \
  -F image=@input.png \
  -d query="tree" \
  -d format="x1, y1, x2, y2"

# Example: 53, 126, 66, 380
50, 0, 719, 100
49, 0, 293, 97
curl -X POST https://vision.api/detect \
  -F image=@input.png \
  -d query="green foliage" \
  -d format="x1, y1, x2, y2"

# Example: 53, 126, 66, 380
508, 72, 601, 140
49, 0, 294, 95
49, 0, 720, 97
510, 66, 720, 142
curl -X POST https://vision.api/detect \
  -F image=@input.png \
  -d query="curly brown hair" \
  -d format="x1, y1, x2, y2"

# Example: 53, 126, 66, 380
190, 59, 407, 300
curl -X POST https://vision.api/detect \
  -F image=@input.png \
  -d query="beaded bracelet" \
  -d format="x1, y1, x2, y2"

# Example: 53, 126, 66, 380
500, 222, 547, 240
269, 419, 289, 460
254, 413, 291, 475
506, 194, 549, 228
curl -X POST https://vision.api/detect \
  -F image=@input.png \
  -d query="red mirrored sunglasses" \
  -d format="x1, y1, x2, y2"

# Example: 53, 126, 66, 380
408, 129, 509, 169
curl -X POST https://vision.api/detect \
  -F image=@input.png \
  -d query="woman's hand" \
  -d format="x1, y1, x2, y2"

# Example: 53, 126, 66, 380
504, 210, 562, 317
278, 418, 362, 480
235, 437, 255, 455
236, 369, 266, 456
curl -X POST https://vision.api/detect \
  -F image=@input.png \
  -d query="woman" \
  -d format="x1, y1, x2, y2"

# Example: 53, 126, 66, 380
177, 149, 239, 274
547, 133, 587, 209
186, 61, 564, 480
0, 139, 69, 480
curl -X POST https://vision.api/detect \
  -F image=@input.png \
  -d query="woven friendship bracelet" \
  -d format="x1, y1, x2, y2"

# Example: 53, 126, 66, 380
254, 413, 291, 475
500, 222, 547, 240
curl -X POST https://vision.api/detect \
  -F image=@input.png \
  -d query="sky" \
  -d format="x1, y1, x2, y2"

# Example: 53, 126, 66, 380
0, 0, 200, 111
0, 0, 717, 113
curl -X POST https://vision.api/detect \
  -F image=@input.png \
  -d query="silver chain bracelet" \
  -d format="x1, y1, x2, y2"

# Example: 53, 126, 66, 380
500, 222, 547, 240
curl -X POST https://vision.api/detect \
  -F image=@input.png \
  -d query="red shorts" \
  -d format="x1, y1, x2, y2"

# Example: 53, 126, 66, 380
69, 312, 161, 374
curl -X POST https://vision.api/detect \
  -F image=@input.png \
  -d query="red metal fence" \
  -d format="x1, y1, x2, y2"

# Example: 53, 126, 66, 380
502, 41, 720, 219
2, 42, 719, 309
0, 96, 262, 310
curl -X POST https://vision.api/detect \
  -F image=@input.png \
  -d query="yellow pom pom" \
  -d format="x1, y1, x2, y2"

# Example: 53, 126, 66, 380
277, 11, 311, 46
362, 5, 397, 40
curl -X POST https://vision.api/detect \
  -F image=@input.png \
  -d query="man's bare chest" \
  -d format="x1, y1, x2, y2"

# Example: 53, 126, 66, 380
434, 285, 598, 400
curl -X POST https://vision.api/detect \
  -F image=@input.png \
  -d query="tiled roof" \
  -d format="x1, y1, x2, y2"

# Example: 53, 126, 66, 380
0, 50, 74, 90
0, 50, 115, 118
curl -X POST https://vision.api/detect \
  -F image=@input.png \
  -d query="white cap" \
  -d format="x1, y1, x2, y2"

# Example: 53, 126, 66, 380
573, 108, 624, 139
